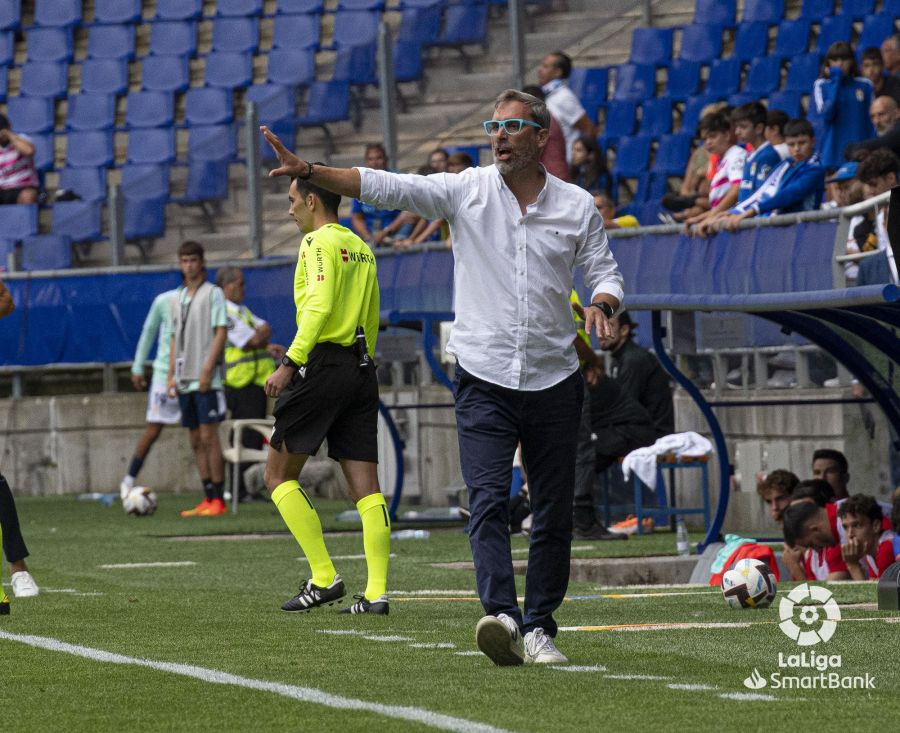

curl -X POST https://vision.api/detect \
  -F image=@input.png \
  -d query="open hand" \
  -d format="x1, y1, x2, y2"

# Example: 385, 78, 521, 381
260, 126, 305, 178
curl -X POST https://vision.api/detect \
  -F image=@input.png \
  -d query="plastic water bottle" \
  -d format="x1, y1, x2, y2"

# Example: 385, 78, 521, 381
391, 529, 430, 540
676, 517, 691, 556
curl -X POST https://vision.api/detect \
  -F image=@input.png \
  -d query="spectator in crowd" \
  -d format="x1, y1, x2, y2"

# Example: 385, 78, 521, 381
429, 148, 449, 173
853, 147, 900, 285
537, 51, 596, 161
447, 151, 474, 173
732, 102, 782, 203
350, 144, 402, 246
259, 87, 624, 666
120, 288, 181, 497
0, 279, 39, 601
811, 448, 850, 501
166, 241, 229, 517
859, 47, 900, 105
823, 162, 865, 283
719, 119, 824, 231
812, 41, 875, 171
765, 109, 790, 159
568, 135, 611, 193
684, 111, 746, 233
846, 96, 900, 160
756, 469, 800, 524
880, 33, 900, 76
522, 85, 569, 181
593, 191, 637, 229
0, 114, 39, 205
781, 497, 851, 581
216, 266, 284, 502
838, 494, 896, 579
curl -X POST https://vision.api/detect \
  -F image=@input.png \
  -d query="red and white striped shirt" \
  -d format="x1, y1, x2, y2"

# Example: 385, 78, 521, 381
0, 136, 39, 190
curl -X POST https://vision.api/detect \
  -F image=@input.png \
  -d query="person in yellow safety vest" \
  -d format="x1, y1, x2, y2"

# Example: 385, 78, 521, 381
215, 266, 285, 501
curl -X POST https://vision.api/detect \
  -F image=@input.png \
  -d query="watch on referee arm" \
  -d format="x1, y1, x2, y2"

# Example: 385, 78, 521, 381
281, 355, 299, 370
586, 301, 615, 318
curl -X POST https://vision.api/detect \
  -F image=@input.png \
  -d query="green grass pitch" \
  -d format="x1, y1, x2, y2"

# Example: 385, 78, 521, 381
2, 495, 898, 732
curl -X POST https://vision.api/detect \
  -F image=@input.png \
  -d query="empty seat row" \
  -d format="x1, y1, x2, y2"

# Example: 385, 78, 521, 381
691, 0, 900, 27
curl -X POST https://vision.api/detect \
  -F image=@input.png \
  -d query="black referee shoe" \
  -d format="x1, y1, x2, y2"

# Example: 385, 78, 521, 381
281, 575, 346, 612
339, 594, 389, 615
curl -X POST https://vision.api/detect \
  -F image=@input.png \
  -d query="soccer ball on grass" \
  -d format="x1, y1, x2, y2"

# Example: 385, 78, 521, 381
721, 558, 777, 609
123, 486, 158, 516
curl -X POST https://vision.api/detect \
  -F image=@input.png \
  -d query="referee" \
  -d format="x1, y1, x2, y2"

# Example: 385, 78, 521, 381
262, 175, 390, 615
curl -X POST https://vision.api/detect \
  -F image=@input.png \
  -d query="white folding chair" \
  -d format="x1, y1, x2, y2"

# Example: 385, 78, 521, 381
220, 418, 274, 513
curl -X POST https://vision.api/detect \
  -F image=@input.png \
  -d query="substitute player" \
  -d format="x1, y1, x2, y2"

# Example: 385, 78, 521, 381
262, 174, 389, 615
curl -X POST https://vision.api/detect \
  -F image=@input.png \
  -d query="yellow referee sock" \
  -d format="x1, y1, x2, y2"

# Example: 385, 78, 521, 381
357, 492, 390, 601
272, 480, 336, 588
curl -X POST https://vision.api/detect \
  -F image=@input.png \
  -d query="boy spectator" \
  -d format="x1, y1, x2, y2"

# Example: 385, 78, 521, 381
428, 148, 449, 173
853, 148, 900, 284
756, 469, 799, 524
350, 144, 401, 246
720, 119, 824, 231
684, 112, 747, 233
838, 494, 896, 579
0, 114, 39, 205
811, 448, 850, 501
593, 191, 638, 229
732, 102, 782, 203
537, 51, 596, 162
824, 162, 864, 281
860, 48, 900, 105
765, 109, 790, 159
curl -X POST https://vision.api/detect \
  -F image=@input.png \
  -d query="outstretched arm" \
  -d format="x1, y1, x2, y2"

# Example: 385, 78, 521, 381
262, 126, 362, 198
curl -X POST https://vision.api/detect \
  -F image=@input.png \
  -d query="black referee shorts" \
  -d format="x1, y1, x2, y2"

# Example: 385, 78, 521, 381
270, 342, 379, 463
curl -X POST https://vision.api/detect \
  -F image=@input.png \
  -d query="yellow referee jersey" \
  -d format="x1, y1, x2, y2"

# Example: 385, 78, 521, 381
286, 222, 380, 365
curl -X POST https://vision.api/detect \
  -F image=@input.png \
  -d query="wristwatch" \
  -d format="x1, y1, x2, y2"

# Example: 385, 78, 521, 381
588, 302, 615, 318
281, 355, 299, 370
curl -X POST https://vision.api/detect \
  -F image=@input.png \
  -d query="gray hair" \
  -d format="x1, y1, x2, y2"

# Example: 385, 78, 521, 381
215, 266, 243, 288
493, 89, 550, 130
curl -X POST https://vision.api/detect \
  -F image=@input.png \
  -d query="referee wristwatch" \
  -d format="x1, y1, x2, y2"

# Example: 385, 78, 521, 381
587, 301, 615, 318
281, 355, 300, 370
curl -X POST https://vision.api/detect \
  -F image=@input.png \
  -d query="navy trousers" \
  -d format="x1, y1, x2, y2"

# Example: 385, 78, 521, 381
454, 365, 583, 637
0, 473, 29, 564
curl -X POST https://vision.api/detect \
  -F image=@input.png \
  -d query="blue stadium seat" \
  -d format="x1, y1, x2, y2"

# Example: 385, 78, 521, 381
296, 80, 351, 124
600, 101, 637, 143
266, 47, 316, 88
883, 0, 900, 16
767, 90, 802, 117
677, 24, 722, 63
154, 0, 202, 20
124, 197, 167, 241
127, 128, 177, 165
394, 39, 424, 83
121, 163, 170, 198
333, 43, 378, 86
859, 14, 897, 52
0, 1, 20, 31
436, 4, 488, 48
187, 125, 237, 161
332, 11, 380, 48
629, 171, 667, 205
141, 55, 191, 92
612, 63, 656, 102
81, 59, 129, 96
799, 0, 832, 18
215, 0, 264, 16
87, 24, 135, 60
0, 31, 12, 66
629, 27, 674, 67
26, 27, 73, 62
271, 12, 321, 49
204, 51, 253, 89
22, 234, 72, 271
182, 158, 230, 205
275, 0, 325, 11
680, 93, 722, 132
745, 56, 782, 95
705, 57, 741, 97
640, 98, 673, 137
211, 17, 260, 54
19, 61, 68, 98
149, 21, 197, 57
784, 53, 821, 93
30, 133, 54, 170
7, 97, 54, 134
59, 166, 107, 201
773, 19, 810, 59
727, 91, 756, 107
185, 88, 234, 126
53, 201, 102, 244
816, 15, 853, 52
612, 135, 652, 179
733, 22, 769, 62
337, 0, 385, 8
66, 131, 114, 168
841, 0, 875, 20
0, 205, 38, 240
34, 0, 81, 28
0, 238, 15, 270
693, 0, 735, 27
652, 132, 693, 176
93, 0, 142, 24
125, 91, 175, 128
568, 67, 609, 124
0, 70, 6, 103
665, 59, 700, 101
245, 84, 296, 124
66, 93, 116, 131
741, 0, 783, 24
398, 4, 442, 47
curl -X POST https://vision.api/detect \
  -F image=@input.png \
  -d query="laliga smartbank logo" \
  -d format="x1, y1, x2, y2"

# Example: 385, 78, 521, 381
742, 584, 875, 691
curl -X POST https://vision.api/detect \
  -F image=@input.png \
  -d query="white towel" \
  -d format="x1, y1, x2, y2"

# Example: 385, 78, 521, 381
621, 432, 713, 490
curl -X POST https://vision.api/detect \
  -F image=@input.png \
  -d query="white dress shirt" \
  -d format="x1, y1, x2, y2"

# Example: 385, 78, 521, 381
358, 164, 624, 391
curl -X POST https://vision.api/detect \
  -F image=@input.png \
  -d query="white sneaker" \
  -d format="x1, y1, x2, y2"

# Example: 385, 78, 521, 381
120, 475, 134, 499
475, 613, 524, 666
524, 628, 568, 664
11, 571, 39, 597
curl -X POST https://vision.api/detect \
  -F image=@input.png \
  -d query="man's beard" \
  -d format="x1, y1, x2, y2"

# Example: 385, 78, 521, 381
494, 140, 538, 176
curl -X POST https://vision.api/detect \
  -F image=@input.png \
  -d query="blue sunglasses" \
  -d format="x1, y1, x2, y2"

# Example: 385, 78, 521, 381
482, 118, 543, 136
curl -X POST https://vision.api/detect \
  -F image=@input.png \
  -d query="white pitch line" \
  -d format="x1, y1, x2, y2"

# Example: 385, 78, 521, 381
0, 630, 516, 733
719, 692, 776, 702
98, 561, 197, 569
361, 635, 414, 642
668, 683, 717, 691
603, 674, 673, 681
550, 665, 607, 673
453, 651, 483, 657
409, 643, 456, 649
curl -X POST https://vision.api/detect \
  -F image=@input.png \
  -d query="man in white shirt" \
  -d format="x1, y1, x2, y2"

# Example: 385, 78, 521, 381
261, 89, 624, 667
537, 51, 597, 163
